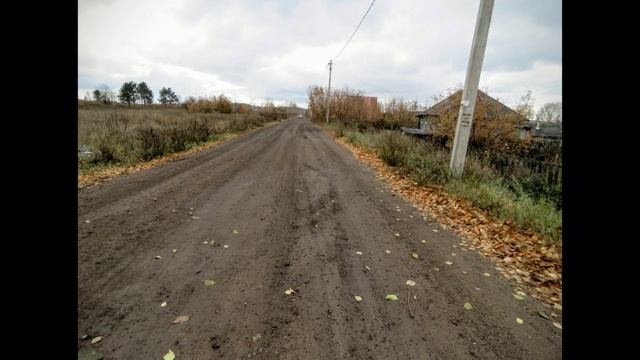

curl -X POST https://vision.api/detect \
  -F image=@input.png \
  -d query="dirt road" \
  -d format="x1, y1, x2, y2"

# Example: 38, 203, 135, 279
78, 119, 561, 359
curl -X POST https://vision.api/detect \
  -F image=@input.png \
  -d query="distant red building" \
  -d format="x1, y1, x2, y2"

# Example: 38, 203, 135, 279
361, 96, 377, 109
356, 96, 378, 119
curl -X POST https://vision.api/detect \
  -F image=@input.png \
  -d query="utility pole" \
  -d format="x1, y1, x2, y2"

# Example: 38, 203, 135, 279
325, 60, 333, 123
449, 0, 494, 177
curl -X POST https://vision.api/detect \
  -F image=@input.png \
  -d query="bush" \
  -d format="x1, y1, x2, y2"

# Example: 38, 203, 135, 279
137, 127, 165, 161
163, 128, 188, 153
186, 120, 211, 143
378, 131, 412, 167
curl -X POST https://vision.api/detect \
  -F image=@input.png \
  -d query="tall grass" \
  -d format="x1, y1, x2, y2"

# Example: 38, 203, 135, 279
78, 107, 278, 173
335, 126, 562, 245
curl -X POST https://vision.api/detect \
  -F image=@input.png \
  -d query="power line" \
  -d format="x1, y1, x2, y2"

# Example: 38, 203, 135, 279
333, 0, 376, 62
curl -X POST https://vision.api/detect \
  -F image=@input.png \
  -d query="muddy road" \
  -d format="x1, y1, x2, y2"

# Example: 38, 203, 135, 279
78, 119, 561, 359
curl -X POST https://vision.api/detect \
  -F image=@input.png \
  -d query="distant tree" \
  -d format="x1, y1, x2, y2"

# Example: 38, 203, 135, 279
92, 85, 115, 104
158, 87, 179, 106
213, 94, 233, 113
536, 102, 562, 123
170, 92, 179, 104
136, 82, 153, 106
83, 92, 92, 101
118, 81, 137, 106
514, 90, 535, 120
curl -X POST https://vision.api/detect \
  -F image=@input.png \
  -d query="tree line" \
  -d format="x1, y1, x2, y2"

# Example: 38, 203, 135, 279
86, 82, 180, 107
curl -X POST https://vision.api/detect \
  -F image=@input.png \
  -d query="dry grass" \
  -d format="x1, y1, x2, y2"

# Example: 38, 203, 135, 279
79, 107, 275, 168
78, 106, 282, 182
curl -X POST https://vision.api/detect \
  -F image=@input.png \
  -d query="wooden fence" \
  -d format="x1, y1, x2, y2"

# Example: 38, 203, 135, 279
473, 151, 562, 184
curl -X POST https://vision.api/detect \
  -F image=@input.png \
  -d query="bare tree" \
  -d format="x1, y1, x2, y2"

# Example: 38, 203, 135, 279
514, 90, 535, 120
536, 102, 562, 123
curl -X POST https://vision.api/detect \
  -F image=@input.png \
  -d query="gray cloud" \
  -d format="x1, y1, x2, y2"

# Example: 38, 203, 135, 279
78, 0, 561, 110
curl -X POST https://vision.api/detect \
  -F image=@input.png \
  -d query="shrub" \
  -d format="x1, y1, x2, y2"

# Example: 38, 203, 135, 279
137, 127, 165, 161
378, 131, 412, 167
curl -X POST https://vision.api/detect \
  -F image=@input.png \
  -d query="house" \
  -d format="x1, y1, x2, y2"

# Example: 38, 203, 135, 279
402, 90, 529, 141
361, 96, 377, 110
516, 121, 562, 141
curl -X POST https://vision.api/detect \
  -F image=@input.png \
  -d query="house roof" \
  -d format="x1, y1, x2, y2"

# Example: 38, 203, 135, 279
424, 90, 528, 123
517, 121, 562, 138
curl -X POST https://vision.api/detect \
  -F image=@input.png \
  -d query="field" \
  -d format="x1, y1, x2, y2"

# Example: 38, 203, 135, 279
78, 103, 286, 175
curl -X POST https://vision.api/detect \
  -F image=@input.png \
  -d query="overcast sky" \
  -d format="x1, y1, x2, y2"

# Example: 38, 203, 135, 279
78, 0, 561, 111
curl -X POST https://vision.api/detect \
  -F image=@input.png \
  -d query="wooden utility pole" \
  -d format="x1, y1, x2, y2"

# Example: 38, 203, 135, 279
449, 0, 494, 176
325, 60, 333, 123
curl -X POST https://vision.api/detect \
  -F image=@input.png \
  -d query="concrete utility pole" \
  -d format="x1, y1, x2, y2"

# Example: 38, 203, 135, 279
449, 0, 494, 177
325, 60, 333, 124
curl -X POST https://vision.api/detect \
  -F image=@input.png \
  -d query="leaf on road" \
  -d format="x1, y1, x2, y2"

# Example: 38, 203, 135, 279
516, 318, 524, 324
483, 273, 490, 277
354, 295, 363, 302
203, 241, 209, 244
421, 240, 426, 243
155, 256, 162, 259
451, 253, 456, 256
191, 216, 200, 219
363, 265, 370, 272
356, 251, 363, 255
204, 280, 216, 286
432, 229, 438, 232
385, 294, 398, 301
160, 301, 167, 307
223, 244, 229, 248
553, 322, 562, 329
433, 267, 440, 271
445, 261, 452, 265
394, 233, 400, 237
91, 336, 103, 344
163, 349, 175, 360
411, 253, 419, 259
172, 249, 177, 254
516, 291, 526, 296
233, 230, 239, 235
284, 288, 295, 295
464, 303, 473, 310
406, 280, 416, 287
538, 311, 549, 319
513, 294, 524, 300
252, 334, 262, 342
385, 250, 391, 254
84, 220, 91, 223
462, 271, 468, 274
553, 303, 562, 311
172, 315, 189, 324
